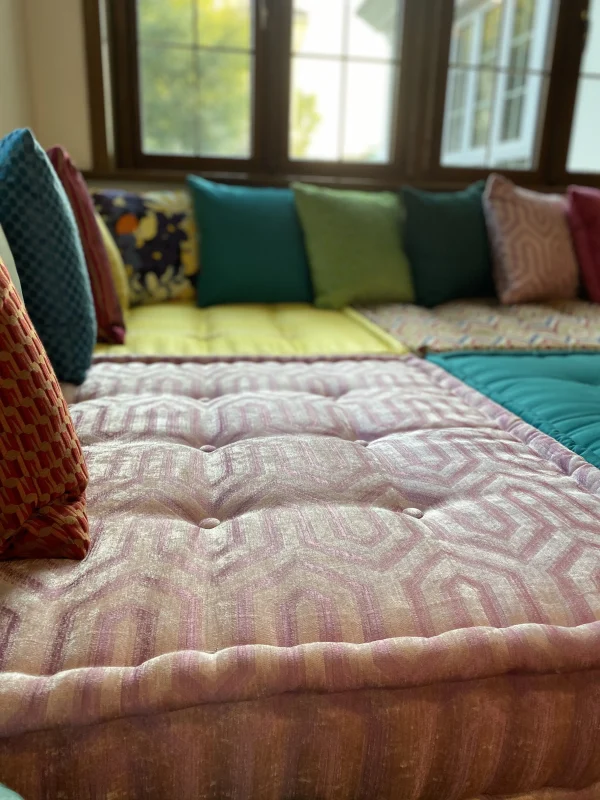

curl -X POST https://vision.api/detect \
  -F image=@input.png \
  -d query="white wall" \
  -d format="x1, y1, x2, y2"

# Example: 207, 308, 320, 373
0, 0, 33, 137
23, 0, 93, 169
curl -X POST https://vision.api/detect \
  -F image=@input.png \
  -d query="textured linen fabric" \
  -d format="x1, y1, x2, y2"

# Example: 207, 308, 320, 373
93, 301, 407, 357
484, 174, 579, 304
0, 129, 96, 384
1, 356, 599, 797
95, 212, 130, 312
402, 181, 494, 307
47, 146, 125, 344
0, 224, 22, 301
567, 185, 600, 302
93, 189, 198, 306
0, 261, 89, 559
293, 182, 414, 309
188, 177, 313, 306
358, 299, 600, 354
430, 351, 600, 469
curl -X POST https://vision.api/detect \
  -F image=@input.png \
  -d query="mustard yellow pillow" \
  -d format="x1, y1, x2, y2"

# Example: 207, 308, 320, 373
96, 212, 130, 311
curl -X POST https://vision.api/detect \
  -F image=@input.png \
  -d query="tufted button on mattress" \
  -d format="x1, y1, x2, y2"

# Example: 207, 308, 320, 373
199, 518, 221, 529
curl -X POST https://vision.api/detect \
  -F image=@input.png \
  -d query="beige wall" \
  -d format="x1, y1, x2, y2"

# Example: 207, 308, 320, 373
0, 0, 93, 169
0, 0, 33, 136
23, 0, 93, 169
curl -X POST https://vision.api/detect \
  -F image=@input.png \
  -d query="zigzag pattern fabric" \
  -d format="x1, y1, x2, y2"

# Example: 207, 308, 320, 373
0, 260, 89, 559
484, 174, 580, 304
1, 356, 599, 797
358, 298, 600, 354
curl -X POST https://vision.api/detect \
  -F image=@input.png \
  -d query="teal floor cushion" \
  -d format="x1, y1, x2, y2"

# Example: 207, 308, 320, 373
430, 351, 600, 469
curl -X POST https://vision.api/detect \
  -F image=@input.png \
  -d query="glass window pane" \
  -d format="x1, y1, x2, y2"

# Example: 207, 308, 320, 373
138, 0, 193, 45
568, 79, 600, 174
342, 62, 395, 162
290, 58, 342, 160
567, 0, 600, 173
290, 0, 403, 163
481, 5, 502, 64
139, 44, 197, 155
450, 21, 474, 65
196, 0, 252, 50
292, 0, 345, 56
441, 0, 557, 169
490, 73, 547, 169
443, 67, 470, 157
471, 68, 498, 148
197, 51, 252, 157
349, 0, 400, 60
501, 88, 525, 141
137, 0, 254, 158
580, 0, 600, 74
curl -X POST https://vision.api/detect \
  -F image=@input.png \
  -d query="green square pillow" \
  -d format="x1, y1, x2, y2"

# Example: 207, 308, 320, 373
292, 183, 414, 310
187, 176, 313, 306
402, 182, 494, 308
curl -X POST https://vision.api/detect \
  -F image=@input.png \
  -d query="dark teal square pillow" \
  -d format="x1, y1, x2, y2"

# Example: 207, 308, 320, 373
187, 176, 313, 306
0, 129, 96, 384
402, 182, 495, 308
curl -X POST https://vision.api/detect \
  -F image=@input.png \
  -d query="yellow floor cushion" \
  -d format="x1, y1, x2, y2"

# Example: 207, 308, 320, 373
94, 302, 407, 357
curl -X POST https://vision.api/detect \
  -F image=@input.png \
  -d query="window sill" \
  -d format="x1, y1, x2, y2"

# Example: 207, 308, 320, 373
81, 166, 492, 192
82, 166, 600, 193
82, 167, 406, 190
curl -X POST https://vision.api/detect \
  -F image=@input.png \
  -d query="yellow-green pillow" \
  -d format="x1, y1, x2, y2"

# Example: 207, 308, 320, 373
96, 212, 130, 311
293, 183, 414, 309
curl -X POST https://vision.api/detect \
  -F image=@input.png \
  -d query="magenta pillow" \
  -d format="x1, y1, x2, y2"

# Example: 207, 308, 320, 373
567, 186, 600, 303
483, 174, 579, 304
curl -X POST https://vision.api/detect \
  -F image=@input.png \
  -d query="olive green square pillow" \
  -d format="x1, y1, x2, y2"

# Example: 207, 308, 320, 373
293, 183, 414, 309
402, 182, 495, 308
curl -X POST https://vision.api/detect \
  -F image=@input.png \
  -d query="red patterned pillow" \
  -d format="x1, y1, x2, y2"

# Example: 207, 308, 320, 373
483, 174, 579, 304
0, 260, 89, 559
47, 146, 126, 344
567, 185, 600, 303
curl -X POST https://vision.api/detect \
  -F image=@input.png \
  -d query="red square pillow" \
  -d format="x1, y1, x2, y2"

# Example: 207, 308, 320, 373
47, 146, 126, 344
0, 260, 90, 559
567, 185, 600, 303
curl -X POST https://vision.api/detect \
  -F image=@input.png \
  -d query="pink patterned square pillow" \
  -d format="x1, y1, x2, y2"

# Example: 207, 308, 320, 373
483, 174, 579, 304
567, 185, 600, 303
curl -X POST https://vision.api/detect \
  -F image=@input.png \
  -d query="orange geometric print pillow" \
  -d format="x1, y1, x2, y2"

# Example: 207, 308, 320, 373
0, 259, 89, 559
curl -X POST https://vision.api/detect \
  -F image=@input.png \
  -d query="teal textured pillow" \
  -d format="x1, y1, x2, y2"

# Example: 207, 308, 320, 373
187, 177, 313, 306
292, 183, 414, 310
402, 182, 494, 308
0, 129, 96, 384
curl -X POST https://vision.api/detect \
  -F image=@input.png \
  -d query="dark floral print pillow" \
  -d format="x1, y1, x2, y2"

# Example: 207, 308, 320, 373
93, 189, 198, 306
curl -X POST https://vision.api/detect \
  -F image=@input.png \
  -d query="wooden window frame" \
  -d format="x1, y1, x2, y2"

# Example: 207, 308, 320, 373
83, 0, 598, 189
419, 0, 587, 187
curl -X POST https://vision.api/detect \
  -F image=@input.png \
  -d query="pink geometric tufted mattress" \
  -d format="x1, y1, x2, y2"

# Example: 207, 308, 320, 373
1, 356, 599, 799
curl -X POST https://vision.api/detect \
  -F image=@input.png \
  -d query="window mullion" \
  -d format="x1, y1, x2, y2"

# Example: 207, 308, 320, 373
257, 0, 292, 175
415, 0, 455, 179
539, 0, 590, 184
251, 0, 270, 171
